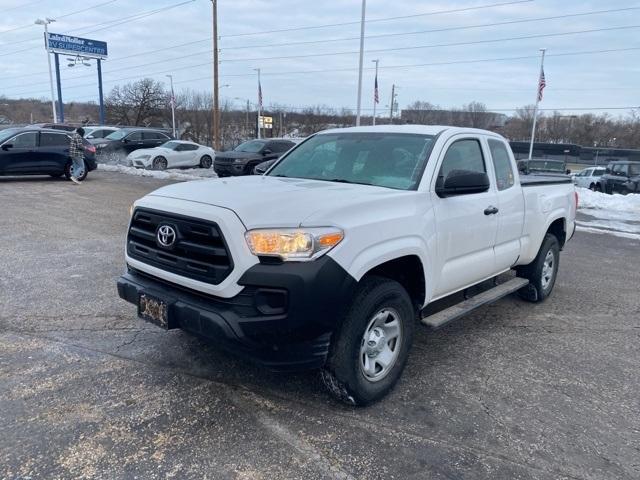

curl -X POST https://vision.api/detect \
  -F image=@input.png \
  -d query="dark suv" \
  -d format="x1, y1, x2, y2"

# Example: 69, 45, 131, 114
597, 161, 640, 194
0, 127, 97, 180
91, 127, 173, 160
214, 138, 296, 177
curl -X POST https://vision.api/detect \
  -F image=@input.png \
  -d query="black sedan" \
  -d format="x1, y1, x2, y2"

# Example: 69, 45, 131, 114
0, 127, 97, 180
91, 127, 173, 162
214, 138, 297, 177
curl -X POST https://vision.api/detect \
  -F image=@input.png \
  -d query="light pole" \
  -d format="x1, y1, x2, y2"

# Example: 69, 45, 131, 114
255, 68, 262, 139
35, 18, 57, 123
389, 84, 398, 123
355, 0, 367, 126
166, 75, 176, 138
210, 0, 220, 149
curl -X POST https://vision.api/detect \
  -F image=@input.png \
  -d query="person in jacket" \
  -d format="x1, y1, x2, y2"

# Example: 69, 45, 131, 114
69, 127, 85, 184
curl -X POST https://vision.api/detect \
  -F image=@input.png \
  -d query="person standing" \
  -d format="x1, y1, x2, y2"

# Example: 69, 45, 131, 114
69, 127, 86, 184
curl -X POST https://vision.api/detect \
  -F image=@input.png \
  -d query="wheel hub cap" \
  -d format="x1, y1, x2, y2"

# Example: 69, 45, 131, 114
365, 328, 386, 357
359, 308, 403, 383
541, 250, 555, 290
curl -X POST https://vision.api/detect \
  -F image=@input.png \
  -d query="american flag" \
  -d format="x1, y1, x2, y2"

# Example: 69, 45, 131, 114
537, 68, 546, 102
258, 81, 263, 110
374, 74, 379, 104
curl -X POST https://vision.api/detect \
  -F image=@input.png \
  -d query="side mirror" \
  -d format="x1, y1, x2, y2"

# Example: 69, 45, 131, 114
262, 149, 272, 155
436, 170, 490, 198
123, 138, 130, 143
87, 135, 95, 139
566, 169, 571, 175
517, 162, 527, 174
605, 167, 611, 174
1, 143, 13, 151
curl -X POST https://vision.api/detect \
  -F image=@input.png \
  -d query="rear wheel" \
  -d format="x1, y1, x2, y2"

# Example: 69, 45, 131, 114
589, 183, 596, 191
153, 156, 168, 170
321, 276, 415, 406
64, 160, 87, 181
517, 233, 560, 303
594, 183, 602, 192
199, 155, 213, 169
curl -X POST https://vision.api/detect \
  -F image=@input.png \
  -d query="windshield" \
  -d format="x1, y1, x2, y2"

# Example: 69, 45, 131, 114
105, 130, 127, 140
0, 128, 21, 144
629, 163, 640, 176
234, 140, 267, 153
267, 132, 435, 190
160, 141, 181, 150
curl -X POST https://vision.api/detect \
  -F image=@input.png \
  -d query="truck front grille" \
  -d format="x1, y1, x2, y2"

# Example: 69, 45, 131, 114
127, 208, 233, 285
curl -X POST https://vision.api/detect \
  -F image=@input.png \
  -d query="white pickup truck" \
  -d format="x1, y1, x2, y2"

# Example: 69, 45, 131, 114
118, 125, 577, 405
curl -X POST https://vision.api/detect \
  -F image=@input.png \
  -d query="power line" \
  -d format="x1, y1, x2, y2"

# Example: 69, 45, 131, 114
220, 25, 640, 63
219, 0, 534, 38
6, 46, 639, 98
220, 6, 640, 51
4, 0, 46, 14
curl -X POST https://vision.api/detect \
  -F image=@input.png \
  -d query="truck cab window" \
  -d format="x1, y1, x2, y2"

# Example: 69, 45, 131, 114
488, 139, 515, 190
438, 138, 486, 182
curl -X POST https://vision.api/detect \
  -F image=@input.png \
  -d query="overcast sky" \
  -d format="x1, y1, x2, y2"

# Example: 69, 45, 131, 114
0, 0, 638, 116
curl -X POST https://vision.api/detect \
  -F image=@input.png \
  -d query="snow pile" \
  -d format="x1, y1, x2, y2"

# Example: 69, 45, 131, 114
576, 187, 640, 239
98, 164, 218, 181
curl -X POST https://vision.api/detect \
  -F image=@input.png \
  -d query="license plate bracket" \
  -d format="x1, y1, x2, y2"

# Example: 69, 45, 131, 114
138, 294, 173, 329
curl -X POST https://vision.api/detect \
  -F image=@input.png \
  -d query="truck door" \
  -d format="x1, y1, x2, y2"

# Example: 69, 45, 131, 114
431, 137, 498, 298
487, 138, 525, 271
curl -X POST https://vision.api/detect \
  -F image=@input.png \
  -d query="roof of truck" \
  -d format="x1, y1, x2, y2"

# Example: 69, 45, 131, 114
319, 125, 504, 137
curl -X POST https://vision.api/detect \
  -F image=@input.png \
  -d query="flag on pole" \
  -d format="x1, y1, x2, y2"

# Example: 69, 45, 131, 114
374, 74, 379, 104
258, 81, 263, 110
537, 68, 546, 102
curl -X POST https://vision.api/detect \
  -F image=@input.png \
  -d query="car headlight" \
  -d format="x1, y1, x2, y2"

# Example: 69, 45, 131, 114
135, 155, 151, 160
233, 158, 245, 164
245, 227, 344, 261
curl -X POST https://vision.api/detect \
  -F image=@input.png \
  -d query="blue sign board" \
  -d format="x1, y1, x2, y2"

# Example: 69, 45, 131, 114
46, 32, 108, 59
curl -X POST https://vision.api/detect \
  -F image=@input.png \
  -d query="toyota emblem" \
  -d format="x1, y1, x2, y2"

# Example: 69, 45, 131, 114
157, 225, 176, 248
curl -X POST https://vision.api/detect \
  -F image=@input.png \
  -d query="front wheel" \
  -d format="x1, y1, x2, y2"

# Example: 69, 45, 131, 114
322, 276, 415, 406
516, 233, 560, 303
199, 155, 213, 169
64, 160, 87, 181
152, 156, 168, 170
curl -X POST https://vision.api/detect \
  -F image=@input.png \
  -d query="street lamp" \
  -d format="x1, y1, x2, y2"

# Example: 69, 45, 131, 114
355, 0, 367, 126
166, 74, 176, 138
35, 17, 57, 123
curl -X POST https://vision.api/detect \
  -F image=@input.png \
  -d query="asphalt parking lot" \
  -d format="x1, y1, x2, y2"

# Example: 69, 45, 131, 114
1, 172, 639, 480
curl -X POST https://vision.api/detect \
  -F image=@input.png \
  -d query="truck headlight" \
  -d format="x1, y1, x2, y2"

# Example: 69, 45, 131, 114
245, 227, 344, 261
233, 159, 245, 164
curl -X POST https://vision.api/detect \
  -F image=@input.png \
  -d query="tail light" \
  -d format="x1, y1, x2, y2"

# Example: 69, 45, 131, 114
574, 191, 579, 209
85, 145, 96, 154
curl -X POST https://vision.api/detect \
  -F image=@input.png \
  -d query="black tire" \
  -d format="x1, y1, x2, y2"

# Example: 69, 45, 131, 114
589, 183, 596, 191
64, 160, 88, 181
619, 187, 629, 196
321, 275, 415, 406
199, 155, 213, 169
516, 234, 560, 303
594, 183, 602, 193
153, 156, 168, 170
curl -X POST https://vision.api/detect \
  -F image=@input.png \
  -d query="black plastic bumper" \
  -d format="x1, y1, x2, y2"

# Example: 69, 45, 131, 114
117, 256, 356, 371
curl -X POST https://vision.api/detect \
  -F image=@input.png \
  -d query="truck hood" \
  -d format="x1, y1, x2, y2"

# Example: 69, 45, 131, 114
147, 175, 412, 229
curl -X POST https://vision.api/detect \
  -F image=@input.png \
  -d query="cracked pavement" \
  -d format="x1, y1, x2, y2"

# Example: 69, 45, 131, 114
1, 172, 639, 479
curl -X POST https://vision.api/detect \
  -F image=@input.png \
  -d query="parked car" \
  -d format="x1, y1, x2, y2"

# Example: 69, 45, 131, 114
28, 123, 78, 132
118, 125, 577, 405
214, 138, 298, 177
83, 126, 120, 140
91, 127, 173, 160
128, 140, 215, 170
572, 166, 606, 190
0, 127, 97, 180
596, 161, 640, 194
517, 158, 570, 175
252, 138, 305, 174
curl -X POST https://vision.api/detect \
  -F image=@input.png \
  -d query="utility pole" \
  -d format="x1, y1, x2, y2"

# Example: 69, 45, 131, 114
355, 0, 367, 126
166, 74, 176, 138
255, 68, 262, 139
528, 48, 546, 160
35, 18, 57, 123
211, 0, 220, 149
372, 59, 379, 126
389, 84, 396, 123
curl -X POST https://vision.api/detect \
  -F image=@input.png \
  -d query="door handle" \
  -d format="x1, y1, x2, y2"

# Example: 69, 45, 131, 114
484, 206, 499, 215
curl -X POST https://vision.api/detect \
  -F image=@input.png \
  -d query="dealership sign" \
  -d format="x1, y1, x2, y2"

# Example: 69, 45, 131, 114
45, 33, 108, 59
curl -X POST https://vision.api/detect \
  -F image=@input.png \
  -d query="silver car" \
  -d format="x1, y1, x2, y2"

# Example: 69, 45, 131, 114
573, 166, 606, 190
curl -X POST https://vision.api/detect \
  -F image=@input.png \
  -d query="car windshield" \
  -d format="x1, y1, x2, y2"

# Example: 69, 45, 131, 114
234, 140, 267, 153
105, 130, 127, 140
0, 128, 21, 144
160, 141, 181, 150
267, 132, 435, 190
629, 164, 640, 175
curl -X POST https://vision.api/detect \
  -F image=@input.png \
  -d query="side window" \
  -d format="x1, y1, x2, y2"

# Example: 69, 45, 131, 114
11, 132, 37, 148
438, 138, 486, 181
127, 131, 143, 141
182, 143, 199, 151
40, 132, 69, 147
272, 141, 293, 153
145, 132, 169, 141
488, 139, 515, 191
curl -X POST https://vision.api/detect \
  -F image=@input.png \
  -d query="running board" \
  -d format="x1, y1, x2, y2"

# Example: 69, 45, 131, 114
421, 277, 529, 330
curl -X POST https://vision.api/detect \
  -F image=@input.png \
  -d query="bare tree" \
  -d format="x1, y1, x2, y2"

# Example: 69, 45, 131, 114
105, 78, 167, 126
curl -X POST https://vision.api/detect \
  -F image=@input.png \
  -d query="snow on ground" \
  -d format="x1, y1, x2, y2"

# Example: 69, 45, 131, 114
576, 187, 640, 239
98, 164, 218, 181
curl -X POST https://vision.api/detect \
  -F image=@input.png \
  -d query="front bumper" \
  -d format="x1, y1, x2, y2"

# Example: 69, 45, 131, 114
117, 256, 356, 370
214, 162, 246, 176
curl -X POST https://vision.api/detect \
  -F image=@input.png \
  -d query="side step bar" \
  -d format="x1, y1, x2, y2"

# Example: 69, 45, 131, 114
421, 277, 529, 330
